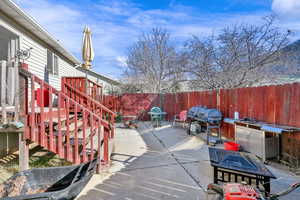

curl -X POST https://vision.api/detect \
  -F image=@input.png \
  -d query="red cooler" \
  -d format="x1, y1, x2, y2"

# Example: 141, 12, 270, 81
224, 141, 240, 151
36, 88, 49, 107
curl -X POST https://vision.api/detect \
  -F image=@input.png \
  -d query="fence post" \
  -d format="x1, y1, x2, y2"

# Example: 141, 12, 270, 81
187, 92, 190, 109
217, 89, 221, 110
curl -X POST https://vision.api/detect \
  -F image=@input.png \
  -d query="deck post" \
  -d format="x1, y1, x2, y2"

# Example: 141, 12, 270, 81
19, 132, 29, 171
14, 62, 19, 121
7, 62, 15, 106
0, 61, 7, 123
19, 62, 29, 171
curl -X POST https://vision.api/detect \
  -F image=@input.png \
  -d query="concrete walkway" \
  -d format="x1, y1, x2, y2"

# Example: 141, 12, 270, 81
77, 122, 300, 200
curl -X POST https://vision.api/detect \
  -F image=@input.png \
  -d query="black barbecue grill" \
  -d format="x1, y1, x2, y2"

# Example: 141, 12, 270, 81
187, 106, 222, 144
187, 106, 222, 125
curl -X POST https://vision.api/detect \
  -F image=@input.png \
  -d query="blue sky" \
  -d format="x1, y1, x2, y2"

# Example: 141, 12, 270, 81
15, 0, 300, 78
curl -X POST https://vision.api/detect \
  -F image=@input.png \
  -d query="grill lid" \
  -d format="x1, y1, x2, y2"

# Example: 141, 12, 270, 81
187, 106, 222, 123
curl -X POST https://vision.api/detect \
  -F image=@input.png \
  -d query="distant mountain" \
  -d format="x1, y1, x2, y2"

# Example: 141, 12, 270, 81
264, 40, 300, 85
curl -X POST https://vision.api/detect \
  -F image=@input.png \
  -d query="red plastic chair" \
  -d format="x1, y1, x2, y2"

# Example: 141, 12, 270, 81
173, 110, 187, 127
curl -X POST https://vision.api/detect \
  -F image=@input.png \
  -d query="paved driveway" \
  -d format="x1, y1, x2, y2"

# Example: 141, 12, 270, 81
77, 122, 300, 200
77, 122, 208, 200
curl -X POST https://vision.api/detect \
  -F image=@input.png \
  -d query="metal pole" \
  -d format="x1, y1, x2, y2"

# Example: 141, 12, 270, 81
85, 68, 88, 95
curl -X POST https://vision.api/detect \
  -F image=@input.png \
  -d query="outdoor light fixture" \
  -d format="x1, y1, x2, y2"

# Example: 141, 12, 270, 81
16, 47, 33, 62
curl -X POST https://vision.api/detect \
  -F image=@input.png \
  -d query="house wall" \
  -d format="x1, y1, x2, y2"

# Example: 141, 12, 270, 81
0, 12, 116, 94
0, 12, 80, 91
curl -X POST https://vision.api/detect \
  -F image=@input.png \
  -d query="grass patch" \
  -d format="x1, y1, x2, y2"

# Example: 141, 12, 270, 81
0, 148, 72, 183
29, 152, 72, 168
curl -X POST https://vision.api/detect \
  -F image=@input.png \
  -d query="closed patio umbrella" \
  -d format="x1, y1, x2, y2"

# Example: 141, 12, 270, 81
82, 26, 94, 70
82, 26, 94, 94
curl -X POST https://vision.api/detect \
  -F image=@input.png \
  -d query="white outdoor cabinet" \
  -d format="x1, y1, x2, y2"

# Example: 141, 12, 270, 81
235, 125, 279, 161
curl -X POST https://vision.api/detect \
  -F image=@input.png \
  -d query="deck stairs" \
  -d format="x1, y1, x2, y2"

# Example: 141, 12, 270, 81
20, 66, 115, 170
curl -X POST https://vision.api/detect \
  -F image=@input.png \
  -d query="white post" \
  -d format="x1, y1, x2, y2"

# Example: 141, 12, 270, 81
19, 132, 29, 171
19, 63, 29, 171
14, 62, 19, 122
0, 61, 7, 123
7, 62, 15, 106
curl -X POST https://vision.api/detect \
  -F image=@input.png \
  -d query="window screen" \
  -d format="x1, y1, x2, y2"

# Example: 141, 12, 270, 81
47, 49, 53, 74
53, 54, 59, 75
47, 49, 59, 75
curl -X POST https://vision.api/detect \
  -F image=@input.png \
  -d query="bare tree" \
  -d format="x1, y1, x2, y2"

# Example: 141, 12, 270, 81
185, 15, 291, 90
124, 28, 186, 93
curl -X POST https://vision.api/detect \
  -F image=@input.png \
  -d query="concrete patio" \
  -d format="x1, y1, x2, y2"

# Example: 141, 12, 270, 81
77, 122, 300, 200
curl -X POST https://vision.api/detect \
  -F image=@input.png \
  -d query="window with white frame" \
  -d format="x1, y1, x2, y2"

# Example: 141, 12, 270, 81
47, 49, 59, 75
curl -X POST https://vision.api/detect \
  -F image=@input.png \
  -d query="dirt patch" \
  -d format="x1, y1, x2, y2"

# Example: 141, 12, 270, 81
0, 175, 26, 198
0, 165, 18, 184
0, 175, 51, 198
26, 187, 48, 195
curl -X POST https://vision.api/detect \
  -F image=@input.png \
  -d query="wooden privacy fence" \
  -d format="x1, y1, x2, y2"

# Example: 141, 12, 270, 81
106, 83, 300, 164
107, 82, 300, 137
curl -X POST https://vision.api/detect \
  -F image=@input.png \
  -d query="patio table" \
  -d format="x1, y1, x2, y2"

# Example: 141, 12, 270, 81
147, 112, 167, 115
148, 110, 167, 127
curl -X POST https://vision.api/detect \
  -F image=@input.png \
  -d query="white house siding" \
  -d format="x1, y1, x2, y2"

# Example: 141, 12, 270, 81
21, 35, 81, 91
21, 36, 47, 81
59, 61, 107, 90
0, 13, 81, 91
0, 12, 113, 95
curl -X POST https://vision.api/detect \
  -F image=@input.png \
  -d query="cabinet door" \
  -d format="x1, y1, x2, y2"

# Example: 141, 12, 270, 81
248, 128, 264, 159
236, 126, 251, 151
236, 126, 264, 158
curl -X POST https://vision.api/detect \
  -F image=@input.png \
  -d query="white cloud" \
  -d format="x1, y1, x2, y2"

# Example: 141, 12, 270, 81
271, 0, 300, 40
94, 0, 139, 16
272, 0, 300, 18
116, 56, 128, 67
16, 0, 84, 54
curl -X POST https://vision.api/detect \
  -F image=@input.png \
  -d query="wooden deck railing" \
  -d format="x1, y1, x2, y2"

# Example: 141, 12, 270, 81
62, 81, 116, 138
62, 77, 103, 102
20, 68, 111, 169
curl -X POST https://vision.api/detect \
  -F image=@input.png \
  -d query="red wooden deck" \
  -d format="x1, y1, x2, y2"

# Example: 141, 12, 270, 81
19, 64, 115, 171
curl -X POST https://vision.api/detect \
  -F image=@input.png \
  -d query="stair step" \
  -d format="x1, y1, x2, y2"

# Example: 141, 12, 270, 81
59, 121, 83, 132
51, 114, 75, 123
70, 138, 84, 146
36, 128, 107, 164
53, 130, 67, 137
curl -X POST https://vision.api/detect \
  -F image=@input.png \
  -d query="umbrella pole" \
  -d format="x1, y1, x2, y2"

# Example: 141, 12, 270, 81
85, 69, 88, 95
